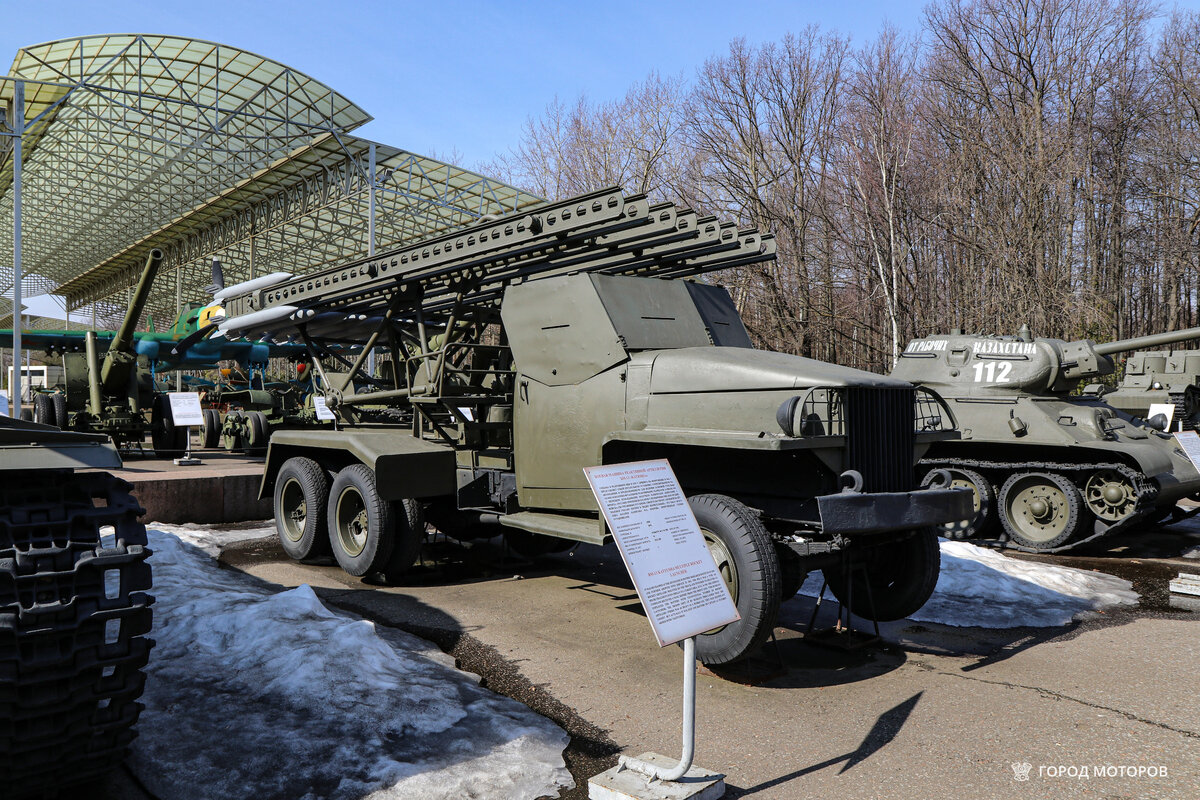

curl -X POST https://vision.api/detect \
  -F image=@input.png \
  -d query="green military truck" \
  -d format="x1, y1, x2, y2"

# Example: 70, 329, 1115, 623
218, 188, 971, 664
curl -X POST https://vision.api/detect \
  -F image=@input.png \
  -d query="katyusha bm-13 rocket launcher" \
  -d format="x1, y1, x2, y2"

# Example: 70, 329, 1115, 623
219, 188, 972, 665
892, 325, 1200, 553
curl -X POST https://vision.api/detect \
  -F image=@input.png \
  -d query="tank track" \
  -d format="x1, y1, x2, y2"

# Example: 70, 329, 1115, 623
0, 470, 154, 798
1169, 392, 1195, 431
920, 457, 1157, 553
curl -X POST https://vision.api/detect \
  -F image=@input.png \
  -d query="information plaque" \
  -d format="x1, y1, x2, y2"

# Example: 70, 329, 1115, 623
1148, 402, 1175, 430
584, 460, 739, 646
312, 397, 336, 420
1174, 431, 1200, 470
167, 392, 205, 426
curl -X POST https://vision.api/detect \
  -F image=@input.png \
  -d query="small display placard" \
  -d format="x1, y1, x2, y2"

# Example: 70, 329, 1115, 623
167, 392, 205, 426
584, 459, 739, 647
1173, 431, 1200, 470
312, 396, 336, 420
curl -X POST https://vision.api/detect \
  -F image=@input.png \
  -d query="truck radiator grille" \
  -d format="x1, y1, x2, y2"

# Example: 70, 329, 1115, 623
844, 387, 915, 492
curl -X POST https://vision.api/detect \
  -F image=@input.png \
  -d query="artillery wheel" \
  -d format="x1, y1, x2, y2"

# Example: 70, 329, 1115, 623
823, 529, 941, 621
247, 411, 269, 455
201, 408, 221, 449
32, 393, 53, 426
274, 457, 331, 561
0, 470, 152, 796
688, 494, 781, 665
922, 467, 995, 539
998, 472, 1089, 551
381, 499, 427, 581
52, 393, 67, 429
327, 464, 395, 577
150, 394, 188, 458
222, 410, 246, 452
1083, 469, 1137, 523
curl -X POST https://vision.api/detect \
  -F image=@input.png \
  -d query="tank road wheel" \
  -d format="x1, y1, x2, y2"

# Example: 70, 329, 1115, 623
688, 494, 781, 665
52, 392, 68, 429
33, 393, 53, 425
823, 529, 941, 621
201, 408, 221, 449
0, 470, 153, 796
328, 464, 395, 577
998, 472, 1090, 551
151, 394, 188, 458
1083, 469, 1137, 524
922, 467, 995, 540
247, 411, 270, 455
381, 499, 427, 581
274, 457, 331, 561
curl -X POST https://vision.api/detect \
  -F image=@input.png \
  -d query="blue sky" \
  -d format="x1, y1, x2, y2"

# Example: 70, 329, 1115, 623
0, 0, 929, 172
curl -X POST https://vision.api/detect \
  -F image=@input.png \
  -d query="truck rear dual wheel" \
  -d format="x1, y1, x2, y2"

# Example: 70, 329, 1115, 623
326, 464, 425, 580
274, 457, 331, 561
689, 494, 781, 666
201, 408, 221, 449
823, 529, 941, 621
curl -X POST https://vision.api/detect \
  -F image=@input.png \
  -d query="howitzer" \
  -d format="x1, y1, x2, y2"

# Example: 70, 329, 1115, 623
891, 324, 1200, 553
222, 187, 974, 666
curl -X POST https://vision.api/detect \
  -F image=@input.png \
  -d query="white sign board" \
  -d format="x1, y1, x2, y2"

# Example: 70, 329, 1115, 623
584, 460, 740, 646
1148, 403, 1176, 431
167, 392, 205, 426
312, 396, 336, 421
1174, 431, 1200, 471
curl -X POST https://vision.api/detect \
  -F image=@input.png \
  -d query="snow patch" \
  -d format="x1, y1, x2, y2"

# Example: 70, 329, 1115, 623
133, 525, 573, 800
800, 539, 1138, 628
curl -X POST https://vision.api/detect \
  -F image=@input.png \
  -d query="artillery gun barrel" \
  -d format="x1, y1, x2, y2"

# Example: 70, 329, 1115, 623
98, 248, 164, 392
1094, 326, 1200, 357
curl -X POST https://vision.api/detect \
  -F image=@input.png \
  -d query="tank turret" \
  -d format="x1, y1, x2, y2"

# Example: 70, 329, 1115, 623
890, 325, 1200, 554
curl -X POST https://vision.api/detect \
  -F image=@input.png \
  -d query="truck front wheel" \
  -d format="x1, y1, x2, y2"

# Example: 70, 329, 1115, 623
328, 464, 395, 576
688, 494, 781, 665
274, 457, 331, 561
823, 529, 941, 621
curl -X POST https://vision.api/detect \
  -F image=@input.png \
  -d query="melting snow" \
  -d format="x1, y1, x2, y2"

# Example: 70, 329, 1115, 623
131, 524, 573, 800
801, 539, 1138, 628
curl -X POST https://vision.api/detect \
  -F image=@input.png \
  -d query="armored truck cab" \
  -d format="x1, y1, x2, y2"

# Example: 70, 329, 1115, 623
224, 188, 971, 664
892, 328, 1200, 553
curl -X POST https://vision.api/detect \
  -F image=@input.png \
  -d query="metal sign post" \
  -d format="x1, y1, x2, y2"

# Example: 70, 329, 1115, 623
584, 460, 730, 799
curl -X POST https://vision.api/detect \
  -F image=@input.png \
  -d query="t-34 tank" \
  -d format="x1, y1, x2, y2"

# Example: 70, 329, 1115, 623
1103, 349, 1200, 431
891, 324, 1200, 552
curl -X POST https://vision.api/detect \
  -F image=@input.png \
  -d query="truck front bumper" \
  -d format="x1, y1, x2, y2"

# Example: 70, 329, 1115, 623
816, 487, 973, 536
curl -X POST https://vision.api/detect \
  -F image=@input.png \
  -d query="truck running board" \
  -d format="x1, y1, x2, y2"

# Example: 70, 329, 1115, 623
499, 511, 607, 546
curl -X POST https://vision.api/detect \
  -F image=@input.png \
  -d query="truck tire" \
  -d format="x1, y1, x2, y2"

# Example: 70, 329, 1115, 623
328, 464, 395, 577
274, 457, 331, 561
33, 393, 53, 426
201, 408, 221, 449
150, 394, 187, 458
0, 470, 153, 797
688, 494, 781, 665
823, 529, 941, 621
52, 393, 67, 430
381, 499, 426, 580
247, 411, 269, 455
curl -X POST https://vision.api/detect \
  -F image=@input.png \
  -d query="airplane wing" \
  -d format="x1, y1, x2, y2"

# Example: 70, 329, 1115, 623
0, 329, 117, 352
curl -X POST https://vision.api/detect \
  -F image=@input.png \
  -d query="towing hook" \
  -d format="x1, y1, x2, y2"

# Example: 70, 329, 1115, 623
839, 469, 864, 494
924, 468, 953, 490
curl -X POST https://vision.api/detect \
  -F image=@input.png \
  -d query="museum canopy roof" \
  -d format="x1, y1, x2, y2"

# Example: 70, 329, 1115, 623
0, 34, 542, 328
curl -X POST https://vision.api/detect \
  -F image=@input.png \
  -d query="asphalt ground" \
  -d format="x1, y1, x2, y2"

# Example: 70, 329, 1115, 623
186, 523, 1200, 800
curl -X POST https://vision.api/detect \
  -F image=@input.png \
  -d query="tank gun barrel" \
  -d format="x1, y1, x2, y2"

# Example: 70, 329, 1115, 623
1094, 326, 1200, 357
